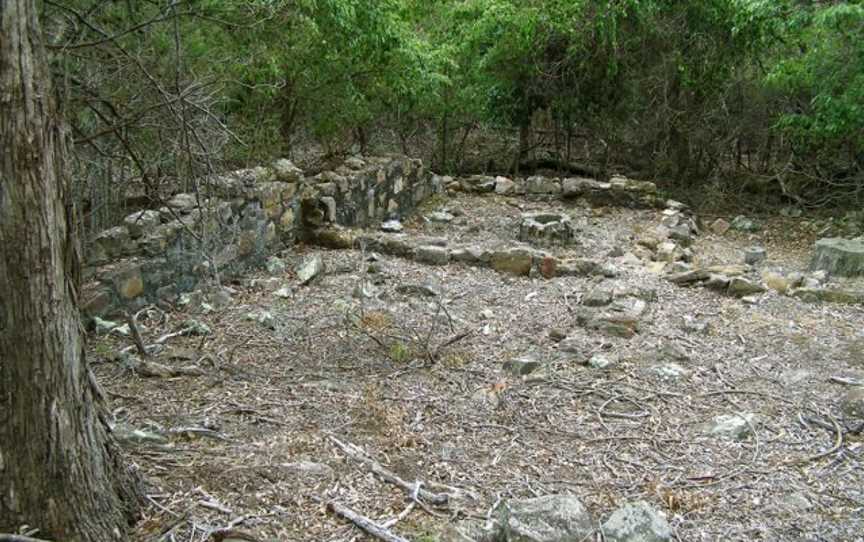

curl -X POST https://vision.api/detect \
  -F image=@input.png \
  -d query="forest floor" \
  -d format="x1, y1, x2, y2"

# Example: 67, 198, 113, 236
91, 192, 864, 542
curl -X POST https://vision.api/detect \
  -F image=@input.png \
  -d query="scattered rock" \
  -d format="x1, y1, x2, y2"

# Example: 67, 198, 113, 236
246, 310, 276, 330
519, 212, 577, 246
548, 328, 567, 342
380, 219, 404, 233
490, 247, 535, 276
415, 245, 450, 265
710, 218, 731, 235
744, 246, 767, 265
273, 286, 293, 299
266, 256, 287, 274
731, 215, 760, 232
182, 319, 212, 336
650, 363, 689, 379
791, 287, 864, 304
272, 158, 303, 182
495, 176, 517, 194
427, 211, 455, 223
780, 206, 803, 218
439, 519, 491, 542
763, 271, 793, 293
166, 193, 198, 212
706, 413, 757, 439
504, 356, 542, 376
583, 286, 614, 307
588, 354, 615, 369
810, 238, 864, 277
602, 501, 672, 542
498, 495, 594, 542
479, 309, 495, 320
123, 210, 162, 239
396, 281, 440, 297
94, 316, 129, 336
728, 277, 767, 297
296, 254, 324, 285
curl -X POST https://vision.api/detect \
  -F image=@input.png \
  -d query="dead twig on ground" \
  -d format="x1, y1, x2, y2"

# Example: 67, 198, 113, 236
328, 435, 450, 507
316, 497, 410, 542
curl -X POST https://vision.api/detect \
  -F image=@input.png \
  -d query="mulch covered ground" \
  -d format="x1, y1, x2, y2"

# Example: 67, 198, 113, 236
90, 191, 864, 542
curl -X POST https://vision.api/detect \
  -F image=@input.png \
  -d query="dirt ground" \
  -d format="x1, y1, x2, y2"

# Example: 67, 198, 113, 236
91, 192, 864, 542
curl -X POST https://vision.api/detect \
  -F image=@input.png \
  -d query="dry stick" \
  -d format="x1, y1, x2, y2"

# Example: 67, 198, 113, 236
328, 435, 449, 506
323, 499, 410, 542
788, 414, 844, 466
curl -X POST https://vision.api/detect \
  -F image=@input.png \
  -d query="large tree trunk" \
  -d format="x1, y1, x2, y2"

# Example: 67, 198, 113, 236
0, 1, 142, 540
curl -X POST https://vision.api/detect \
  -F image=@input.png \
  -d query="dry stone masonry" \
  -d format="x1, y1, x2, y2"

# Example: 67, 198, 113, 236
82, 156, 441, 319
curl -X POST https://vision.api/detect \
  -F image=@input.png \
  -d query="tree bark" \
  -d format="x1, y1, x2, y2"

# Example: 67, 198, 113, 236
0, 1, 142, 540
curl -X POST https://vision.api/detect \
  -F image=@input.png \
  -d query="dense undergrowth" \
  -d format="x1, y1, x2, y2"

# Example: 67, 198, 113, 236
43, 0, 864, 235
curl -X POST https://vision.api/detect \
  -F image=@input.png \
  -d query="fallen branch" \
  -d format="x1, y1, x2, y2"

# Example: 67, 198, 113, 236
323, 499, 410, 542
328, 435, 449, 506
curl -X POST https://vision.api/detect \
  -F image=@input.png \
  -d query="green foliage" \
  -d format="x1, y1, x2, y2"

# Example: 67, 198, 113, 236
767, 2, 864, 153
46, 0, 864, 205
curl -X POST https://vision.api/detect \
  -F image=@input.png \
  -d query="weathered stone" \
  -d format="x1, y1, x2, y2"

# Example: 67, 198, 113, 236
519, 212, 577, 246
415, 245, 450, 265
395, 281, 440, 297
810, 238, 864, 277
728, 277, 766, 297
246, 310, 276, 330
791, 287, 864, 304
583, 286, 614, 307
706, 413, 757, 439
656, 241, 683, 263
257, 255, 282, 275
272, 158, 303, 182
525, 176, 561, 195
451, 246, 491, 265
167, 193, 198, 212
320, 196, 337, 222
603, 501, 672, 542
498, 495, 594, 542
439, 519, 492, 542
589, 298, 647, 338
561, 177, 608, 197
495, 176, 517, 194
91, 225, 133, 262
309, 227, 355, 249
296, 254, 324, 285
588, 354, 615, 369
538, 256, 557, 279
380, 219, 403, 233
460, 175, 497, 193
273, 286, 293, 299
504, 356, 542, 376
650, 363, 689, 379
123, 210, 162, 239
557, 258, 606, 277
490, 247, 535, 276
731, 215, 760, 232
427, 211, 455, 223
763, 271, 793, 293
744, 246, 767, 265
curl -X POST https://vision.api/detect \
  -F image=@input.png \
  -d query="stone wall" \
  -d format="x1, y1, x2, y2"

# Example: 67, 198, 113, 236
81, 156, 440, 319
